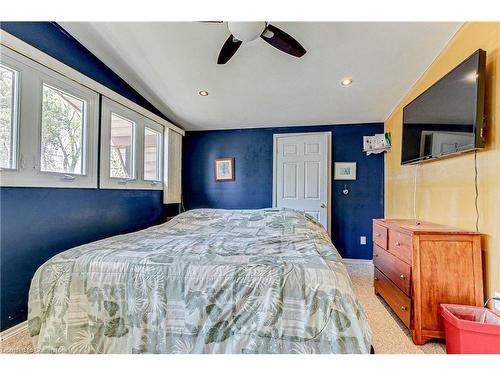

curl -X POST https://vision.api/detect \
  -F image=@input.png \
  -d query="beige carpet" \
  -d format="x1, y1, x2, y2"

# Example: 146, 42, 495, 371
0, 261, 445, 354
0, 327, 34, 354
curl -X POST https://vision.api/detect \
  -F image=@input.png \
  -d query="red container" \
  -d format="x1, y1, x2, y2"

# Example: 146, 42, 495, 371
440, 304, 500, 354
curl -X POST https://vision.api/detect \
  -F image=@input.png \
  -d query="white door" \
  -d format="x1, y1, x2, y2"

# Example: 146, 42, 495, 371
273, 132, 330, 231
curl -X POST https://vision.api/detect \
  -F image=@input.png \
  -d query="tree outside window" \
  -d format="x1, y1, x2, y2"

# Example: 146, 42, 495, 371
41, 84, 85, 174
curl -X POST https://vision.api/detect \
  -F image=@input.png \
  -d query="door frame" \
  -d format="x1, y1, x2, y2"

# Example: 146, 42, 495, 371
272, 132, 332, 236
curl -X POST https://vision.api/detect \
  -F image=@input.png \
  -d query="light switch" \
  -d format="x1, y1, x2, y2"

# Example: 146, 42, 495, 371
360, 236, 367, 245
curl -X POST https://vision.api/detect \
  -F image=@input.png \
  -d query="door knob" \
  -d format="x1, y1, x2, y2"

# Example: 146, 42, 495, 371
320, 203, 326, 208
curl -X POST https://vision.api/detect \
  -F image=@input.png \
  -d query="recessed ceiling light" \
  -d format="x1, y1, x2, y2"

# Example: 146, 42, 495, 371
199, 90, 209, 96
340, 78, 353, 87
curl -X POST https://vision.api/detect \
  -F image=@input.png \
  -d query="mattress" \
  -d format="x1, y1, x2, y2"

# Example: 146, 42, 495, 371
28, 208, 372, 353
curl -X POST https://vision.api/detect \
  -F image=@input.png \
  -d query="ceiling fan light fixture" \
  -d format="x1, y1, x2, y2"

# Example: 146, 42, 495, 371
227, 22, 267, 42
340, 78, 353, 87
199, 90, 209, 96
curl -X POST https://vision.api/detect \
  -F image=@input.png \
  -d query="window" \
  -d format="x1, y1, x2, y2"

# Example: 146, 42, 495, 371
100, 97, 163, 189
1, 42, 183, 189
40, 84, 85, 174
0, 47, 99, 188
0, 64, 18, 170
144, 127, 161, 181
110, 113, 134, 179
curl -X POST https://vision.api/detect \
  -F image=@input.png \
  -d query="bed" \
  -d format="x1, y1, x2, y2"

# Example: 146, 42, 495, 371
28, 208, 372, 353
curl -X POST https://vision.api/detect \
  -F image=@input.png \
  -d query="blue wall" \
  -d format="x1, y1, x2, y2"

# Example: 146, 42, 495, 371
0, 188, 177, 330
0, 22, 179, 330
183, 123, 384, 260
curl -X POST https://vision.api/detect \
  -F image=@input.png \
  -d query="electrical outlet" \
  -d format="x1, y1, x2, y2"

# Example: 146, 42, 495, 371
360, 236, 367, 245
495, 292, 500, 311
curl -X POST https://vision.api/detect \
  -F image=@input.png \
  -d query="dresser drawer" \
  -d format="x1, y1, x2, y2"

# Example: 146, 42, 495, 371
373, 244, 411, 295
374, 267, 411, 328
388, 229, 412, 264
373, 222, 388, 249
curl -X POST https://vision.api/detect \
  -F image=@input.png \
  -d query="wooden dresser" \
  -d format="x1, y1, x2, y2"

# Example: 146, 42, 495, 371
372, 219, 483, 345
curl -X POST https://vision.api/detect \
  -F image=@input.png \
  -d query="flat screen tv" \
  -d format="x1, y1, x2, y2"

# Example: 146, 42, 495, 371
401, 49, 486, 165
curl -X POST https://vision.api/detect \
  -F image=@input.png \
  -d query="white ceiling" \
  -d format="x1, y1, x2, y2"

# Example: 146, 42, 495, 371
60, 22, 462, 131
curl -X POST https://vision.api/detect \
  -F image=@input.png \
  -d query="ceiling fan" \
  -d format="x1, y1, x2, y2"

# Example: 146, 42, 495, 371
214, 22, 307, 64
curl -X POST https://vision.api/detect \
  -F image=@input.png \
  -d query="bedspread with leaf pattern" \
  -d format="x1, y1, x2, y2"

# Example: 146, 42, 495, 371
28, 208, 371, 353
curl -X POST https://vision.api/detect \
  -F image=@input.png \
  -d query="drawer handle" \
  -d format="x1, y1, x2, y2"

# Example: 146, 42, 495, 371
400, 306, 408, 311
376, 233, 381, 237
375, 253, 379, 257
395, 241, 401, 246
374, 277, 379, 281
399, 274, 406, 280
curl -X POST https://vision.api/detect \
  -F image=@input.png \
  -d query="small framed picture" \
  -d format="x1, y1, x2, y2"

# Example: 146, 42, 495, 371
214, 157, 235, 181
334, 162, 357, 180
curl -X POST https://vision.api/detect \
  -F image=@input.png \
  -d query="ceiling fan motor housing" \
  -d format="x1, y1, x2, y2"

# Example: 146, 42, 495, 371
227, 22, 267, 42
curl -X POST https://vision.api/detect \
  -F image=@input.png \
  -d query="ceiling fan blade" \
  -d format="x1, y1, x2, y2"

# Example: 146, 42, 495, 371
217, 34, 242, 64
260, 24, 306, 58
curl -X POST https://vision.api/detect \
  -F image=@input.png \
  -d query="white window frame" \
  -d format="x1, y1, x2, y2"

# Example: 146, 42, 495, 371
0, 47, 99, 188
0, 61, 20, 170
143, 125, 163, 183
100, 97, 163, 190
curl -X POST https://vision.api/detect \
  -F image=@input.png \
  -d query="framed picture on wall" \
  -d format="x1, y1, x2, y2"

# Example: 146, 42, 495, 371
214, 157, 235, 181
334, 162, 357, 180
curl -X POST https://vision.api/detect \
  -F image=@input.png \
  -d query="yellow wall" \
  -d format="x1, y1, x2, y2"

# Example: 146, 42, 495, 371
385, 22, 500, 299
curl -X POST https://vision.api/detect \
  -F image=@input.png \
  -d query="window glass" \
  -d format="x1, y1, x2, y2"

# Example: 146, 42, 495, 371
110, 113, 134, 179
41, 84, 85, 174
144, 127, 160, 181
0, 64, 17, 169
